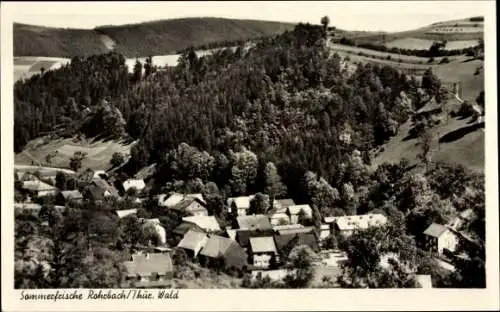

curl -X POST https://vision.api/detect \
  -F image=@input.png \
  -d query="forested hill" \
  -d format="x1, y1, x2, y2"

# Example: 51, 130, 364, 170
14, 18, 295, 57
15, 23, 427, 202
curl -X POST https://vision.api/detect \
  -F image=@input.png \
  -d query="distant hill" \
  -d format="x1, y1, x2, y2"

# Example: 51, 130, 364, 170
14, 17, 295, 57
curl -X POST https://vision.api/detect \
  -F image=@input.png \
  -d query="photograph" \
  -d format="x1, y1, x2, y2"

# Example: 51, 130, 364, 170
1, 1, 498, 311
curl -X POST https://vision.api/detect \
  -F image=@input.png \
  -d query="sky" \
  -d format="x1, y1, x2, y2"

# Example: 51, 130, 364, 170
7, 1, 492, 32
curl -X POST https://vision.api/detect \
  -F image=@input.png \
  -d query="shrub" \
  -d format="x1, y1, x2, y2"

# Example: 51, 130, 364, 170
427, 57, 435, 64
440, 57, 450, 64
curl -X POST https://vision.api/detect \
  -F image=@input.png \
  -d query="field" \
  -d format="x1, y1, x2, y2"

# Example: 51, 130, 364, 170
14, 57, 71, 81
444, 40, 480, 50
372, 113, 484, 173
15, 136, 136, 171
385, 37, 435, 50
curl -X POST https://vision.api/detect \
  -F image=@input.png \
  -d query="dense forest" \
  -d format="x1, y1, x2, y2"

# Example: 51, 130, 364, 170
14, 22, 485, 288
14, 18, 295, 57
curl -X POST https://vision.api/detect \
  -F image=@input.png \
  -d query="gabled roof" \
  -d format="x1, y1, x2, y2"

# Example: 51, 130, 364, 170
423, 223, 449, 238
171, 197, 207, 213
22, 180, 55, 192
236, 214, 272, 230
288, 204, 312, 217
272, 224, 305, 232
236, 229, 275, 248
116, 209, 138, 218
227, 195, 255, 210
176, 230, 208, 255
199, 235, 234, 258
60, 190, 83, 200
123, 253, 173, 277
173, 222, 204, 236
275, 233, 319, 253
92, 177, 119, 197
123, 179, 146, 192
277, 226, 315, 236
249, 236, 277, 254
182, 216, 221, 232
269, 212, 290, 220
159, 193, 206, 207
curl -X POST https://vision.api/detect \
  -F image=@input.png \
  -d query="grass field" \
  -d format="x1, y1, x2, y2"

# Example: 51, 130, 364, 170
385, 37, 435, 50
372, 113, 484, 173
15, 135, 136, 171
444, 40, 480, 50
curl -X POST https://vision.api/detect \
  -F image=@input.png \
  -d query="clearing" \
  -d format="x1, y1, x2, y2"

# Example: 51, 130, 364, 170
15, 135, 136, 171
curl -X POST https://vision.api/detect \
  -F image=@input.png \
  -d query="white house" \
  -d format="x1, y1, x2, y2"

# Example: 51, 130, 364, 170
227, 195, 255, 216
422, 223, 459, 254
123, 179, 146, 193
331, 213, 388, 237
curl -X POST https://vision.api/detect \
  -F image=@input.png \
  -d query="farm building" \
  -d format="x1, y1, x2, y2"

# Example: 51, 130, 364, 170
422, 223, 459, 254
122, 252, 174, 288
249, 236, 278, 269
227, 195, 256, 216
57, 190, 84, 204
176, 230, 209, 258
198, 235, 248, 272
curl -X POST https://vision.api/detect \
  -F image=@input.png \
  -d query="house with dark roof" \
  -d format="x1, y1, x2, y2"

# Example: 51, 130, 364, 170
422, 223, 459, 254
249, 236, 278, 269
176, 230, 209, 258
172, 222, 205, 241
236, 214, 272, 231
122, 252, 174, 288
235, 229, 275, 250
198, 235, 248, 273
182, 215, 221, 233
170, 197, 208, 217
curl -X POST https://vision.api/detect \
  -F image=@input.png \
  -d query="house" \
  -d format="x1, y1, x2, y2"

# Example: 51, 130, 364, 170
176, 230, 209, 258
172, 222, 205, 241
88, 177, 120, 198
116, 209, 138, 219
182, 215, 221, 233
139, 218, 167, 245
235, 229, 276, 250
422, 223, 459, 254
57, 190, 83, 204
272, 224, 305, 232
236, 214, 272, 231
272, 199, 296, 211
159, 193, 206, 208
268, 199, 296, 225
122, 252, 174, 288
249, 236, 278, 269
287, 204, 313, 224
170, 197, 208, 216
123, 179, 146, 193
415, 274, 433, 288
274, 233, 319, 262
332, 213, 388, 237
21, 180, 57, 197
198, 235, 248, 272
227, 195, 255, 216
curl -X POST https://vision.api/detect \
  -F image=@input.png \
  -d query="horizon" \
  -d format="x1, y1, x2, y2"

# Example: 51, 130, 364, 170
8, 1, 489, 33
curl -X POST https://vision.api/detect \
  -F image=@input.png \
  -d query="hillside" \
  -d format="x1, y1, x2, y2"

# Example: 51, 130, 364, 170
14, 17, 295, 57
331, 16, 483, 48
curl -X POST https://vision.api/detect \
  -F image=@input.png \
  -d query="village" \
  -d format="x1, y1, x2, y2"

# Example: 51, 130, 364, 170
14, 163, 478, 289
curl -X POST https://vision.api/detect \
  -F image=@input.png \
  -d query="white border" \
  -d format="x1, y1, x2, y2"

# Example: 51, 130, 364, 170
2, 1, 499, 311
